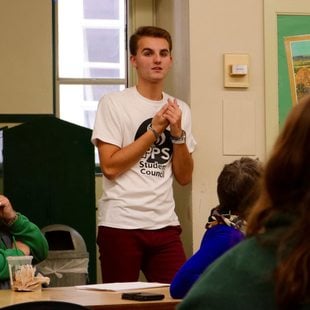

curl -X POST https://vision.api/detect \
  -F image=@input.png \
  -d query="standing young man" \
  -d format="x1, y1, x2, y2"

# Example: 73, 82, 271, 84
91, 26, 196, 283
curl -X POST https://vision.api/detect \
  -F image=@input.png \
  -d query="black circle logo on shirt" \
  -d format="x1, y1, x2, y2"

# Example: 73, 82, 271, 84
135, 119, 172, 164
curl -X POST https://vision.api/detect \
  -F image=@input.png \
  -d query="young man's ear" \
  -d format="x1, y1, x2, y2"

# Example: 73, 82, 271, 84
130, 55, 137, 68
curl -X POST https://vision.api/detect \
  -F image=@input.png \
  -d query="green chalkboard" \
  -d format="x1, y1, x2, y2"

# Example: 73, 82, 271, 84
277, 15, 310, 126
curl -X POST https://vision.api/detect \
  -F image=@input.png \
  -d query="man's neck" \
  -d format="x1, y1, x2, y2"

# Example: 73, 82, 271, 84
136, 82, 164, 101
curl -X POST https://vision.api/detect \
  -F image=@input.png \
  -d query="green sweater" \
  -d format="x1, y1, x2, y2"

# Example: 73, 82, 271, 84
0, 213, 48, 281
178, 215, 310, 310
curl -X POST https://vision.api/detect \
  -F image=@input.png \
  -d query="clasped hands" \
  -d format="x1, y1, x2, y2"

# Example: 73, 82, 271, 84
151, 98, 183, 138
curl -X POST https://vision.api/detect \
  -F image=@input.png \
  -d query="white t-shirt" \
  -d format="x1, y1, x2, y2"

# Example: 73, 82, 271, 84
91, 86, 196, 229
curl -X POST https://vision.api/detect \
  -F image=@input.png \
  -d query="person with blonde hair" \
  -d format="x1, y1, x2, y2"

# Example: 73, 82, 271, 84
178, 95, 310, 309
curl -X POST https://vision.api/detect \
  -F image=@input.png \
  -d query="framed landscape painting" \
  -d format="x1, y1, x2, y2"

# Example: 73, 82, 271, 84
284, 34, 310, 106
264, 0, 310, 153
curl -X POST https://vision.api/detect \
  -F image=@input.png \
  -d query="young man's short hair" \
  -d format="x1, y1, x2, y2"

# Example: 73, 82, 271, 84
129, 26, 173, 56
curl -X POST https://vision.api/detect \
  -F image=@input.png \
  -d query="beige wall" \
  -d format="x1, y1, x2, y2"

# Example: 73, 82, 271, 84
156, 0, 265, 251
190, 0, 265, 250
0, 0, 53, 115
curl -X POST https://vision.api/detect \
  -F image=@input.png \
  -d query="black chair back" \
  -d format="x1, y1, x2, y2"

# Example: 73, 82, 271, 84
0, 300, 88, 310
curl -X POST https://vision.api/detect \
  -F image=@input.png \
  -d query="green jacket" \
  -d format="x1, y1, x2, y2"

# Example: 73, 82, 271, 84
178, 215, 310, 310
0, 213, 48, 281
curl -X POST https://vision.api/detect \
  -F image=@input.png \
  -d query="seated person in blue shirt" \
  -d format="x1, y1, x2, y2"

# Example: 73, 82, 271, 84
170, 157, 262, 299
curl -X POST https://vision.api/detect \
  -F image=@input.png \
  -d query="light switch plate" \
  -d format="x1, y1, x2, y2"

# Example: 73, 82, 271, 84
224, 53, 249, 88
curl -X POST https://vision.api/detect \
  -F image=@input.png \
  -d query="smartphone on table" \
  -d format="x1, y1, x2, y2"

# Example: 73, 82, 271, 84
121, 292, 165, 301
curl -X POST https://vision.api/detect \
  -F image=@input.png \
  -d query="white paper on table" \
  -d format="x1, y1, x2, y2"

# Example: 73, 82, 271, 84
75, 281, 170, 292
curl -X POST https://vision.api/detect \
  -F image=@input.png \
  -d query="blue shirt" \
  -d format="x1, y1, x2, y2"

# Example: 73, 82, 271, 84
170, 224, 244, 299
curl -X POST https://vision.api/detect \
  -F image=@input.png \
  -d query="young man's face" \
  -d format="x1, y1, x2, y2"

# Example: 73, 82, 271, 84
130, 36, 172, 84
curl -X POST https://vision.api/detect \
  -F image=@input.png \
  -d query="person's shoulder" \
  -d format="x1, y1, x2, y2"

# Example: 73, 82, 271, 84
118, 86, 136, 97
209, 235, 270, 270
179, 235, 277, 310
98, 87, 135, 109
203, 224, 244, 247
206, 223, 243, 235
101, 87, 134, 100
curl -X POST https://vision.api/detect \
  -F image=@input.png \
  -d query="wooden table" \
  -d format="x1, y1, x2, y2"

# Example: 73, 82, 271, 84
0, 286, 180, 309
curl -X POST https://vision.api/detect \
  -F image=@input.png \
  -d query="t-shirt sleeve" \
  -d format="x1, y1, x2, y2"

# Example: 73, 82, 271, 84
91, 95, 123, 147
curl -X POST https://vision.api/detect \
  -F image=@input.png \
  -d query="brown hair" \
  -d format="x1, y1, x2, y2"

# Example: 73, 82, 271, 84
217, 157, 262, 217
247, 95, 310, 308
129, 26, 172, 56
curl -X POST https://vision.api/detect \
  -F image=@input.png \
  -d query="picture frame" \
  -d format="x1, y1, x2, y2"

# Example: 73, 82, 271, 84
264, 0, 310, 154
284, 34, 310, 106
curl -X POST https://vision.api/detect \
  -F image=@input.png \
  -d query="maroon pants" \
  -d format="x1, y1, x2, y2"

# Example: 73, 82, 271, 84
97, 226, 186, 283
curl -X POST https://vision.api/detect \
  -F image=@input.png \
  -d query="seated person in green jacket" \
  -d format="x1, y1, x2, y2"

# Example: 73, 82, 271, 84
178, 95, 310, 309
0, 194, 48, 288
